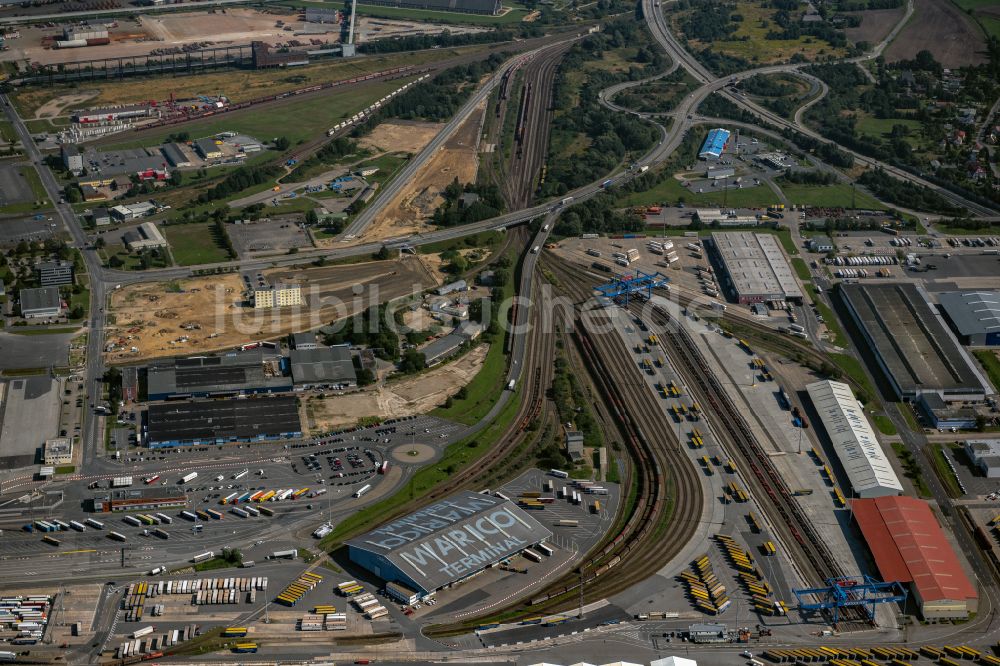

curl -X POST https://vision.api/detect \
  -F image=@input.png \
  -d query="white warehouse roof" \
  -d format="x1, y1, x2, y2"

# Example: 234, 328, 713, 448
806, 380, 903, 498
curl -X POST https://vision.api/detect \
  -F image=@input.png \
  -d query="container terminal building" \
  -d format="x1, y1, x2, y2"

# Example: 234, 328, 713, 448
806, 380, 903, 498
708, 231, 803, 304
347, 491, 552, 597
840, 283, 990, 403
852, 495, 978, 619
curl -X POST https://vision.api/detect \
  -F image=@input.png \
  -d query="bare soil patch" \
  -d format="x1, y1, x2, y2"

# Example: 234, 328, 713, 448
360, 100, 485, 243
844, 7, 906, 44
358, 120, 443, 155
34, 91, 97, 119
884, 0, 987, 66
302, 343, 488, 431
106, 256, 439, 363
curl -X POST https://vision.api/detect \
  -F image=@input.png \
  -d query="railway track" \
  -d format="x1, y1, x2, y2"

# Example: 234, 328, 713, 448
516, 256, 703, 608
502, 42, 569, 210
551, 258, 872, 627
638, 301, 871, 627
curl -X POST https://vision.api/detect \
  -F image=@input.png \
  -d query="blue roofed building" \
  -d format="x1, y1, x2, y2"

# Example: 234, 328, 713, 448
698, 128, 731, 159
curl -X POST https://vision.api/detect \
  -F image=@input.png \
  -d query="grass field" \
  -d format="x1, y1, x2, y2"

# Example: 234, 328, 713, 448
12, 49, 477, 119
779, 183, 886, 210
276, 0, 531, 24
791, 257, 811, 281
979, 15, 1000, 39
892, 442, 932, 498
951, 0, 999, 10
621, 177, 777, 208
678, 3, 848, 65
854, 115, 926, 149
829, 352, 876, 400
354, 2, 531, 24
871, 413, 897, 436
929, 443, 963, 498
163, 223, 232, 266
109, 78, 419, 149
974, 350, 1000, 393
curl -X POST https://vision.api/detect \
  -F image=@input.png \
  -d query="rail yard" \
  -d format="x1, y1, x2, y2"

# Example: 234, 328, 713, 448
0, 0, 998, 662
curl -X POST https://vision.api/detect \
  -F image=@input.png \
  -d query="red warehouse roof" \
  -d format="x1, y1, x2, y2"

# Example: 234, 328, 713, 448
852, 496, 977, 604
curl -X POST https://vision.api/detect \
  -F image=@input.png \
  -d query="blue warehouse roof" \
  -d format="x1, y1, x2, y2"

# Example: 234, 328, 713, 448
699, 128, 731, 159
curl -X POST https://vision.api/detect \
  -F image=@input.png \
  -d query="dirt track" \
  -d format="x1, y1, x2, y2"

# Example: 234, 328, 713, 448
884, 0, 986, 66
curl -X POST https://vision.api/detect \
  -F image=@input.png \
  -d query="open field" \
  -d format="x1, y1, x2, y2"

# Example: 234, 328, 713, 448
105, 256, 439, 363
844, 7, 908, 45
621, 172, 887, 210
11, 47, 477, 119
974, 350, 1000, 394
979, 14, 1000, 39
884, 0, 987, 66
676, 3, 847, 65
302, 344, 488, 432
107, 77, 420, 148
277, 0, 532, 25
855, 116, 922, 139
162, 222, 232, 266
347, 100, 485, 244
780, 183, 886, 210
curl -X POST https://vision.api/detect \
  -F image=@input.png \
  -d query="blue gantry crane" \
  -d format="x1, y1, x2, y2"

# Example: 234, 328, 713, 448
595, 269, 668, 306
793, 576, 908, 625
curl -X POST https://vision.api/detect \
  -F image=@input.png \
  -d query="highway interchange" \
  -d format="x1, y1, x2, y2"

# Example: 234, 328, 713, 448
0, 0, 999, 661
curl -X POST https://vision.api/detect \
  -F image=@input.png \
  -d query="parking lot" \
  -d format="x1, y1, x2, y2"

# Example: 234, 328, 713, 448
0, 164, 36, 205
229, 218, 314, 258
0, 215, 57, 245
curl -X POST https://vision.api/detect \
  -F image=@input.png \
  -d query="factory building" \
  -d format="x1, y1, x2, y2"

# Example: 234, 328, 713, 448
420, 322, 483, 366
806, 380, 903, 498
963, 439, 1000, 477
123, 222, 167, 251
73, 104, 152, 124
160, 142, 192, 168
851, 495, 978, 619
359, 0, 501, 15
19, 287, 62, 319
840, 283, 990, 403
146, 348, 291, 401
708, 232, 803, 304
144, 396, 302, 448
91, 487, 187, 513
937, 291, 1000, 346
347, 491, 552, 597
289, 345, 357, 389
254, 283, 302, 309
195, 138, 223, 160
698, 128, 730, 159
